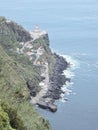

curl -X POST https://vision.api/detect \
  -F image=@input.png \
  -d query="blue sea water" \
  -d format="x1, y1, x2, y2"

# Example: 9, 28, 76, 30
0, 0, 98, 130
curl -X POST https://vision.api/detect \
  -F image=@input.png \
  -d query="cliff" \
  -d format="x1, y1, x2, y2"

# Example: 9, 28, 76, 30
0, 16, 69, 129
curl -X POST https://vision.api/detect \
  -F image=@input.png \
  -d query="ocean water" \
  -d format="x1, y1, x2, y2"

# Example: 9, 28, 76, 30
0, 0, 98, 130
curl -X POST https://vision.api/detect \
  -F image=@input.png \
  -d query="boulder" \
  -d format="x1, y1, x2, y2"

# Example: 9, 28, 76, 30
37, 100, 57, 112
48, 103, 57, 112
37, 101, 48, 109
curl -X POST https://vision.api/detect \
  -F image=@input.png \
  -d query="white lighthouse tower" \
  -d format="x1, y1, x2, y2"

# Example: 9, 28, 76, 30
33, 24, 40, 33
29, 24, 47, 40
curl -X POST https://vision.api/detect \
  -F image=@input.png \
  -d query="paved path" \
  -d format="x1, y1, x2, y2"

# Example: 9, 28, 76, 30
31, 63, 49, 104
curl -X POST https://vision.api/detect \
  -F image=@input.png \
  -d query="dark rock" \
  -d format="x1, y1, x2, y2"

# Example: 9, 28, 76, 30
40, 76, 45, 81
48, 103, 57, 112
26, 80, 38, 97
44, 54, 70, 102
28, 53, 70, 112
37, 100, 57, 112
26, 80, 34, 89
37, 101, 48, 109
6, 21, 32, 42
30, 90, 36, 97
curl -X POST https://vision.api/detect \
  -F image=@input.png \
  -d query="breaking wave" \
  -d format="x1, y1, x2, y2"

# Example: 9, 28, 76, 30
59, 54, 79, 103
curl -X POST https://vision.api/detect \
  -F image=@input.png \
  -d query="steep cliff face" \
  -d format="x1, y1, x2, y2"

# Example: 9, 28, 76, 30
0, 16, 31, 43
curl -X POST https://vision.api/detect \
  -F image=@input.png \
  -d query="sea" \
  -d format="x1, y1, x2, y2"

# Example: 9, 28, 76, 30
0, 0, 98, 130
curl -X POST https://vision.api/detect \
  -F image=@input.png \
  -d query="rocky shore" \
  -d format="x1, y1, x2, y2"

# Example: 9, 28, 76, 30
26, 53, 70, 112
36, 54, 70, 112
45, 54, 70, 100
19, 25, 71, 112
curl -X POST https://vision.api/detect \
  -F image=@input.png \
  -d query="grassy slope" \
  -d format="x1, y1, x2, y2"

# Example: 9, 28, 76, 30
0, 45, 51, 130
0, 16, 51, 130
0, 16, 42, 91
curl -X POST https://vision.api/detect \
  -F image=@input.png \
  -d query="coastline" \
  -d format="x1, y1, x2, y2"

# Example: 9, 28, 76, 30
32, 53, 70, 112
19, 24, 72, 112
46, 53, 70, 100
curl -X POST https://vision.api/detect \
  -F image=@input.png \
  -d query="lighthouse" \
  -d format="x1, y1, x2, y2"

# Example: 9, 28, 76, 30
33, 24, 40, 33
29, 24, 47, 40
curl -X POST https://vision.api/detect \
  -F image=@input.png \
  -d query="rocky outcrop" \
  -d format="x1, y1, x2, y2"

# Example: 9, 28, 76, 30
25, 36, 70, 112
35, 54, 70, 112
6, 21, 32, 42
37, 97, 57, 112
45, 54, 70, 100
0, 17, 32, 43
37, 101, 57, 112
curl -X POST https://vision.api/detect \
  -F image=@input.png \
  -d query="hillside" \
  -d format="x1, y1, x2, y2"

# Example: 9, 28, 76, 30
0, 16, 69, 129
0, 16, 51, 130
0, 45, 51, 130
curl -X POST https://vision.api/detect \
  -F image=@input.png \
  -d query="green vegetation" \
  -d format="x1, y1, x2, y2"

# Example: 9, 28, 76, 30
0, 16, 51, 130
0, 105, 15, 130
0, 101, 25, 130
0, 16, 42, 91
0, 45, 51, 130
33, 35, 56, 75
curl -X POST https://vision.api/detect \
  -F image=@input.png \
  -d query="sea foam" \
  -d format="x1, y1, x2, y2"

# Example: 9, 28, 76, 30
59, 54, 78, 102
61, 54, 80, 69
